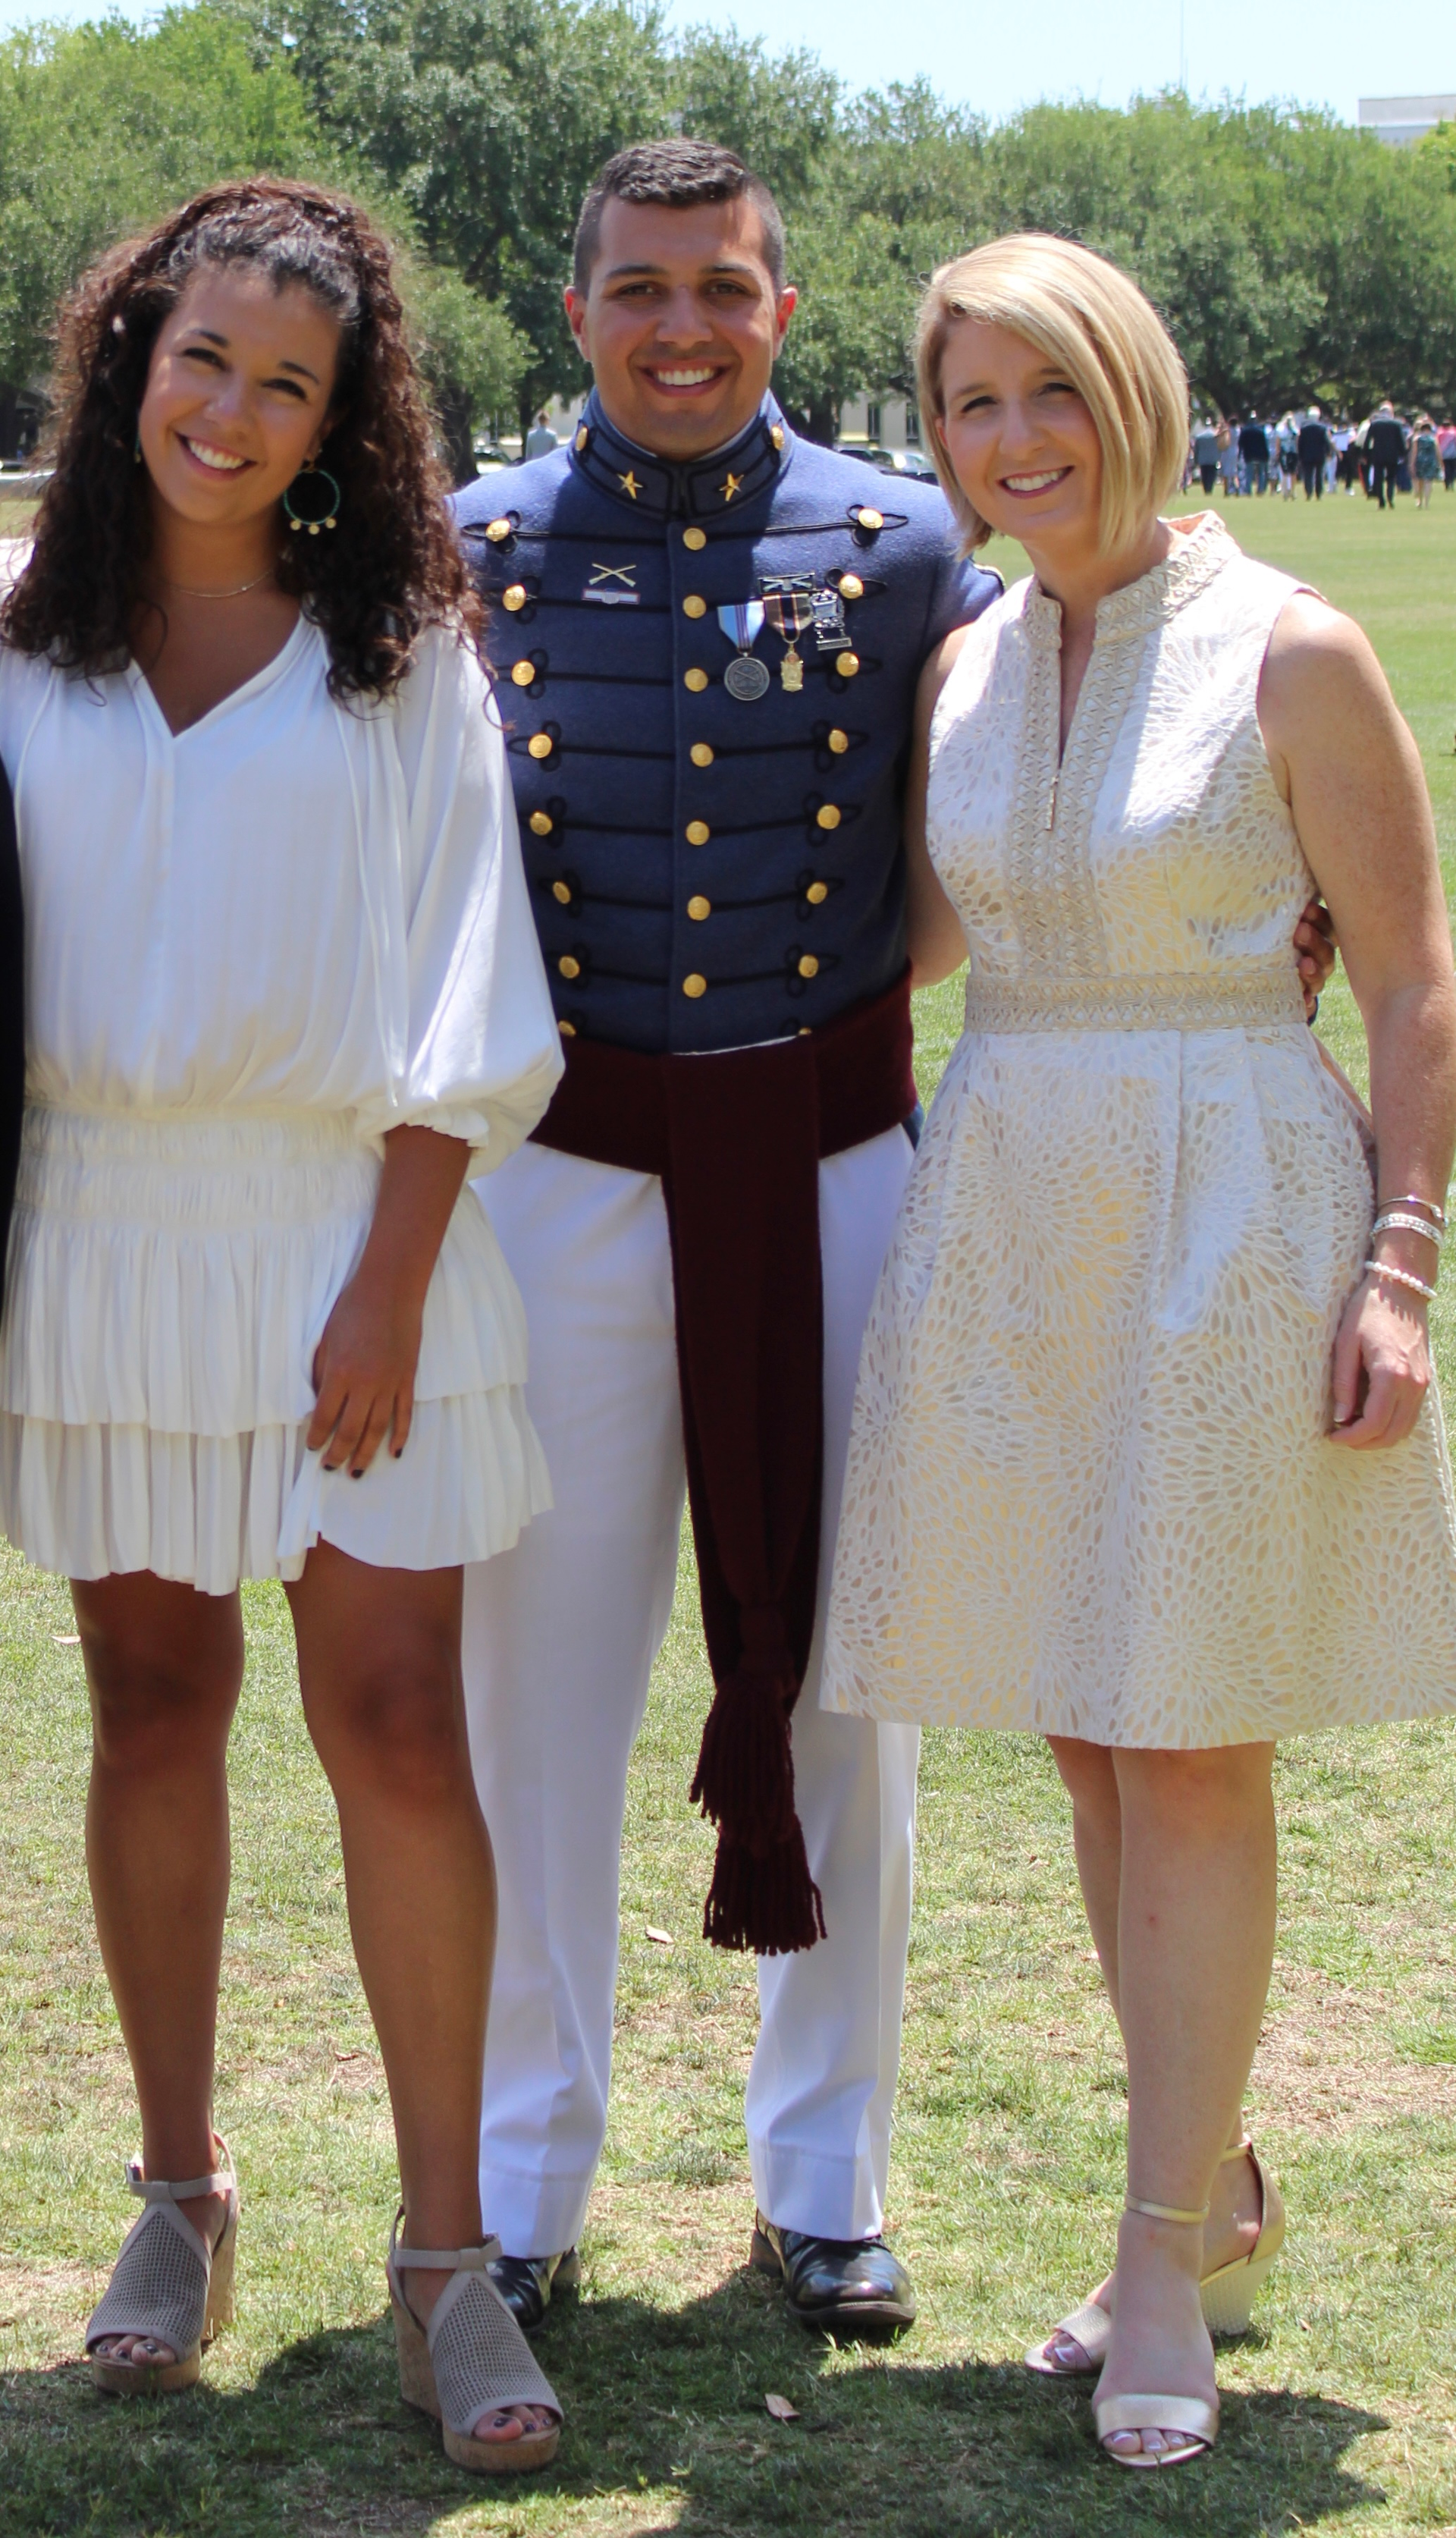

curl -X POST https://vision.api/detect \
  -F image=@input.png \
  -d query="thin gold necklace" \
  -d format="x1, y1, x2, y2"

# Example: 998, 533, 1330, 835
164, 567, 277, 600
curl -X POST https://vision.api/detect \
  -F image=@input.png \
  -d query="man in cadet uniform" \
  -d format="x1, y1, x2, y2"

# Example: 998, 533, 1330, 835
453, 140, 1330, 2340
453, 139, 982, 2339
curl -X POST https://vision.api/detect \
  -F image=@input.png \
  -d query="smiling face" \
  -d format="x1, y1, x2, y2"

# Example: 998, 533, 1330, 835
564, 194, 795, 460
935, 318, 1104, 563
136, 264, 342, 541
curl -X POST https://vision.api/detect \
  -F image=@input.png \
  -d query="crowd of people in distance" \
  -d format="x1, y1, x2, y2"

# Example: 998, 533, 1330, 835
1190, 403, 1454, 507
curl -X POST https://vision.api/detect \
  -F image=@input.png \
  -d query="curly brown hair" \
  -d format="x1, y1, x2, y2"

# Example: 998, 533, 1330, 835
2, 177, 480, 699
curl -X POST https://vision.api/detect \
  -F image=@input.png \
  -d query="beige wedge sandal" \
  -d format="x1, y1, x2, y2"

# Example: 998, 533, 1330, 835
85, 2138, 239, 2395
1025, 2134, 1284, 2376
387, 2213, 562, 2474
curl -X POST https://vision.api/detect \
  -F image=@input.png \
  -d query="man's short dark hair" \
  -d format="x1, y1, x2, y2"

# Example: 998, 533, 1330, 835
573, 140, 786, 296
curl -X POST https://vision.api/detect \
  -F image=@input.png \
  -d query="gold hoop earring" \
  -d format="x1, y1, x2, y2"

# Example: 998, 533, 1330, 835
283, 457, 341, 535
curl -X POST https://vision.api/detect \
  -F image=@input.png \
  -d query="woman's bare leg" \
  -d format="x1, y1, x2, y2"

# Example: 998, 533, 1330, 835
1092, 1741, 1277, 2457
284, 1543, 549, 2445
1041, 1737, 1269, 2378
74, 1570, 243, 2363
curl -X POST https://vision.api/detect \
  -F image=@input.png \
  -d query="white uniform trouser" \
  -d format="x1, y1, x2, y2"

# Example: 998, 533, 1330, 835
462, 1127, 919, 2259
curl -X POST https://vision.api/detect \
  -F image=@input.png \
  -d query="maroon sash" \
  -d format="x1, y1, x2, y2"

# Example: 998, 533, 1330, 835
531, 973, 917, 1955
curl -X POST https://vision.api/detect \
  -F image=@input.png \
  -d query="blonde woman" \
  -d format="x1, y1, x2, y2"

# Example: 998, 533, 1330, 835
821, 234, 1456, 2467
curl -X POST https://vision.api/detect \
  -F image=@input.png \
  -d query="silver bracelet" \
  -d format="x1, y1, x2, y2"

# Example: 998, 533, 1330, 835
1364, 1258, 1437, 1302
1380, 1192, 1448, 1230
1372, 1210, 1444, 1250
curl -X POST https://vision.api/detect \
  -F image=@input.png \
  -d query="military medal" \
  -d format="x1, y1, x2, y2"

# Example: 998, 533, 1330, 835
761, 586, 814, 691
811, 585, 850, 652
717, 601, 770, 701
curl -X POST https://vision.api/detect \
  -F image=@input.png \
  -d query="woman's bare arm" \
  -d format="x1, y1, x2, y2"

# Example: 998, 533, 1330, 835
1260, 592, 1456, 1445
307, 1124, 470, 1476
905, 630, 971, 987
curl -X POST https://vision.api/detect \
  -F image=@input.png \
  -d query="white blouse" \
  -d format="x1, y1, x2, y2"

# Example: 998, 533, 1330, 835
0, 614, 562, 1161
0, 614, 564, 1590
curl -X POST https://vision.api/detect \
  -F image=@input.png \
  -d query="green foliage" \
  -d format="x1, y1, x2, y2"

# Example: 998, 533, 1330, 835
0, 8, 320, 402
403, 253, 530, 475
224, 0, 676, 427
779, 90, 1456, 432
0, 5, 532, 463
4, 4, 1456, 461
669, 30, 839, 209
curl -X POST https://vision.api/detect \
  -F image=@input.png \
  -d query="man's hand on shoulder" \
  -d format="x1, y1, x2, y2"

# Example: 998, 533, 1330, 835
905, 631, 971, 988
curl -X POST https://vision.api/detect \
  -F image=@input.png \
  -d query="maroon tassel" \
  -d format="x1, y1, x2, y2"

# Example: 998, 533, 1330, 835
689, 1663, 798, 1849
689, 1616, 827, 1953
701, 1824, 827, 1955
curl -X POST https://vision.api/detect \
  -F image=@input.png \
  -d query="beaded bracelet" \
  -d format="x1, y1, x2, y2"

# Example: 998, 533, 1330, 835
1372, 1210, 1444, 1250
1364, 1258, 1438, 1302
1380, 1192, 1448, 1230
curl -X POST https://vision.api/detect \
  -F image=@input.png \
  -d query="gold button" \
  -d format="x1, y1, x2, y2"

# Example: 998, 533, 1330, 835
687, 894, 711, 921
559, 1017, 577, 1036
558, 954, 580, 979
856, 507, 883, 532
685, 667, 709, 693
529, 810, 553, 836
503, 583, 528, 612
799, 954, 820, 978
806, 881, 829, 904
485, 517, 511, 542
683, 526, 707, 551
552, 880, 572, 904
839, 572, 864, 601
837, 652, 860, 679
770, 424, 786, 451
690, 742, 714, 768
528, 733, 553, 759
828, 727, 849, 754
682, 973, 708, 997
816, 804, 842, 831
686, 819, 711, 846
574, 427, 588, 452
682, 594, 708, 619
511, 660, 535, 687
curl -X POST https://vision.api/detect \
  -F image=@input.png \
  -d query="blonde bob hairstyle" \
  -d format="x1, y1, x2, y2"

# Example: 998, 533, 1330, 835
915, 233, 1190, 557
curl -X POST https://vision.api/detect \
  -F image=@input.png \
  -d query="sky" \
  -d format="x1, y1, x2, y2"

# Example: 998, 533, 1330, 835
659, 0, 1437, 132
0, 0, 1448, 132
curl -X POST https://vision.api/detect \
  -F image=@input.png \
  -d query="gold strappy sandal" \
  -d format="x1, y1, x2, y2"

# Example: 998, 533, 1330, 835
1093, 2191, 1218, 2471
1025, 2134, 1283, 2375
85, 2137, 238, 2395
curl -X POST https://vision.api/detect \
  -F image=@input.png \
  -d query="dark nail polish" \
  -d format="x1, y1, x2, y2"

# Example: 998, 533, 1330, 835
350, 1468, 363, 1480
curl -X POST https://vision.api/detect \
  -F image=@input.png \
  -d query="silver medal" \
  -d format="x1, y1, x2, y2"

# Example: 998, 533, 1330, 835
724, 654, 771, 701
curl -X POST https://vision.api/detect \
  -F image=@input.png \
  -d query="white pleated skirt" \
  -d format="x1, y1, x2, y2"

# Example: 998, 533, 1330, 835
0, 1104, 552, 1594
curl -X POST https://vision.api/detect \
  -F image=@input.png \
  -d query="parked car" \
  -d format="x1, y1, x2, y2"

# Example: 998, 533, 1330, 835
834, 440, 937, 479
835, 440, 902, 473
470, 441, 515, 473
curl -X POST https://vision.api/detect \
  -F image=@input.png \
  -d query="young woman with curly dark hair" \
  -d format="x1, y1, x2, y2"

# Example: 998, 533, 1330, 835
0, 178, 566, 2471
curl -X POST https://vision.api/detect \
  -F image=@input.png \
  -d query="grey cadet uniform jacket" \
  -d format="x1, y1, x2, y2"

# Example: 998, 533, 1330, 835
453, 392, 1002, 1059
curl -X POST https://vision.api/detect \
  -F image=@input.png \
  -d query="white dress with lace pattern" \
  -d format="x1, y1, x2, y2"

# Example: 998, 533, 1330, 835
821, 513, 1456, 1745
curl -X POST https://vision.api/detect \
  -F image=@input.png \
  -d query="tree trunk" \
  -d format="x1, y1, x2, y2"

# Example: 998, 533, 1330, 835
805, 393, 840, 447
436, 381, 478, 488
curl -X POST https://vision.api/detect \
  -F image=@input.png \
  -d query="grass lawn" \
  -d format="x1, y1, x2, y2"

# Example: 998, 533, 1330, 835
3, 486, 1456, 2535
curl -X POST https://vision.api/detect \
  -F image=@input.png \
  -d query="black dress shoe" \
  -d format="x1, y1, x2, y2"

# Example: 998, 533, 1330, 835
485, 2245, 580, 2332
750, 2211, 916, 2335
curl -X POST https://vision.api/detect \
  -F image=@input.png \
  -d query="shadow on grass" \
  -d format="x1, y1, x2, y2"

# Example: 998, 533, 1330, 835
0, 2266, 1389, 2538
